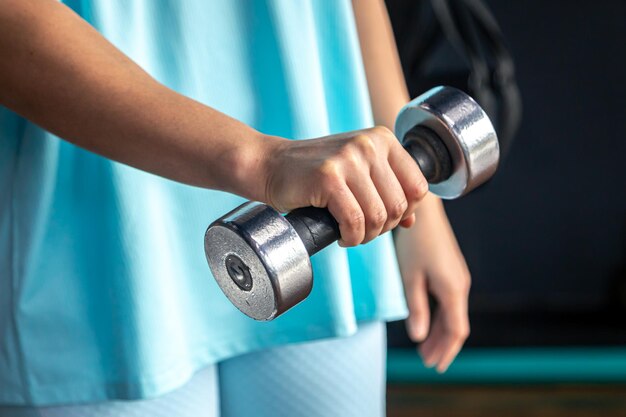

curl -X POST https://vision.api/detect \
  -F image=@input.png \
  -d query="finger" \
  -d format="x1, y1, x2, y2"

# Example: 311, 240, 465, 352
326, 184, 365, 247
388, 142, 429, 219
371, 162, 408, 234
436, 334, 466, 373
418, 313, 445, 368
434, 290, 470, 372
399, 214, 415, 228
346, 176, 387, 244
405, 274, 430, 342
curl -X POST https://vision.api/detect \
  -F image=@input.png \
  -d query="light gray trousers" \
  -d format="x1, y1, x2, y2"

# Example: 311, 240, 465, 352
0, 322, 386, 417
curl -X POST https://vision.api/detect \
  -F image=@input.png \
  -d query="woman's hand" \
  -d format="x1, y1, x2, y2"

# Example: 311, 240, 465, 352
394, 193, 471, 373
0, 0, 429, 235
262, 127, 428, 247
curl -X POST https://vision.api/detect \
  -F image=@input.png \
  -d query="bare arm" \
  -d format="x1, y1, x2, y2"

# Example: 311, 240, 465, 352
352, 0, 410, 128
0, 0, 426, 246
0, 0, 280, 199
353, 0, 471, 373
352, 0, 445, 212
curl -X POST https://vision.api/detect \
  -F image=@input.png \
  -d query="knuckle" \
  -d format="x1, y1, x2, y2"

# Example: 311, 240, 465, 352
456, 325, 470, 340
318, 160, 342, 184
345, 210, 365, 230
341, 211, 365, 246
367, 208, 387, 229
405, 177, 429, 203
350, 134, 377, 158
389, 198, 408, 220
447, 319, 470, 339
335, 144, 360, 167
370, 125, 393, 138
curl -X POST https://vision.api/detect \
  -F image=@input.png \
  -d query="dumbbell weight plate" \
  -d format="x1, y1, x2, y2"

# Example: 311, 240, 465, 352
206, 86, 499, 321
396, 86, 499, 198
205, 201, 312, 321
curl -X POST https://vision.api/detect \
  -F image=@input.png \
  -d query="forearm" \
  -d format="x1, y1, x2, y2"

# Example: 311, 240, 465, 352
0, 0, 276, 200
352, 0, 442, 217
354, 3, 469, 369
352, 0, 409, 129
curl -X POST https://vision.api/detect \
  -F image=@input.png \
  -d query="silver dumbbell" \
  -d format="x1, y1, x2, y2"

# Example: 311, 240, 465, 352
205, 86, 499, 321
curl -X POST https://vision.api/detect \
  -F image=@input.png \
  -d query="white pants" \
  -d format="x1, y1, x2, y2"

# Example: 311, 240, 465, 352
0, 322, 386, 417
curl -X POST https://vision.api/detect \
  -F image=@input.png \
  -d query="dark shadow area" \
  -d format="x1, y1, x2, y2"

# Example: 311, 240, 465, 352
386, 0, 626, 348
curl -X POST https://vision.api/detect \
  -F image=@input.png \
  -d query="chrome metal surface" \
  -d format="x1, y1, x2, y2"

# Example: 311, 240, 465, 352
204, 202, 312, 320
395, 86, 499, 199
206, 86, 500, 321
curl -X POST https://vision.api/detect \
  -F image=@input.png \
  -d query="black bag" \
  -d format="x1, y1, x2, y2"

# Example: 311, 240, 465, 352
388, 0, 522, 160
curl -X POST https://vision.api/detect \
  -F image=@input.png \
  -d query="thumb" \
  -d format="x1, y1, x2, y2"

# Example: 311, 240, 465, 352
405, 274, 430, 342
399, 213, 416, 229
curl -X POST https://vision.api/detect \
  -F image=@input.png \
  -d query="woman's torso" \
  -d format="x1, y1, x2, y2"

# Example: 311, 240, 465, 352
0, 0, 407, 405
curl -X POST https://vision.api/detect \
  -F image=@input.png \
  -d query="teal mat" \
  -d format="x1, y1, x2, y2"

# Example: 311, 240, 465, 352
387, 347, 626, 383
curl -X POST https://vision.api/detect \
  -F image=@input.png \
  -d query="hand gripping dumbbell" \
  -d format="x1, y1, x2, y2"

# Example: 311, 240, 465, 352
204, 86, 499, 321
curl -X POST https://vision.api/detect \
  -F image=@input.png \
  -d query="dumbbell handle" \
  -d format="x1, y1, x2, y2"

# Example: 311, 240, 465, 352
285, 125, 451, 256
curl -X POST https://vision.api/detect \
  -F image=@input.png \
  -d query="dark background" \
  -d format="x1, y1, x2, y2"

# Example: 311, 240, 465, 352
385, 0, 626, 348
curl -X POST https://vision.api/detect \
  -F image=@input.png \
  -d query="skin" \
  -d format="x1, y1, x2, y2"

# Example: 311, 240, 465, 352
0, 0, 426, 247
353, 0, 471, 373
0, 0, 469, 373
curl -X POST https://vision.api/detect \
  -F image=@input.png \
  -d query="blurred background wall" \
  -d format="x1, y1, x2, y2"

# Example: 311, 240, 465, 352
383, 1, 626, 415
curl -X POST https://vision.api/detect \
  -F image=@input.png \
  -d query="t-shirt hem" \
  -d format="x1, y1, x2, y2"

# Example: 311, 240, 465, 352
0, 309, 407, 406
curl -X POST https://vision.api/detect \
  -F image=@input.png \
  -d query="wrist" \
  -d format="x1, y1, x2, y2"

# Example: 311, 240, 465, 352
414, 191, 444, 217
228, 131, 287, 202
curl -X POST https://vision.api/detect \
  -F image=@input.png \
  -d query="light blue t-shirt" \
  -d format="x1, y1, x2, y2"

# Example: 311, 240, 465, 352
0, 0, 408, 405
